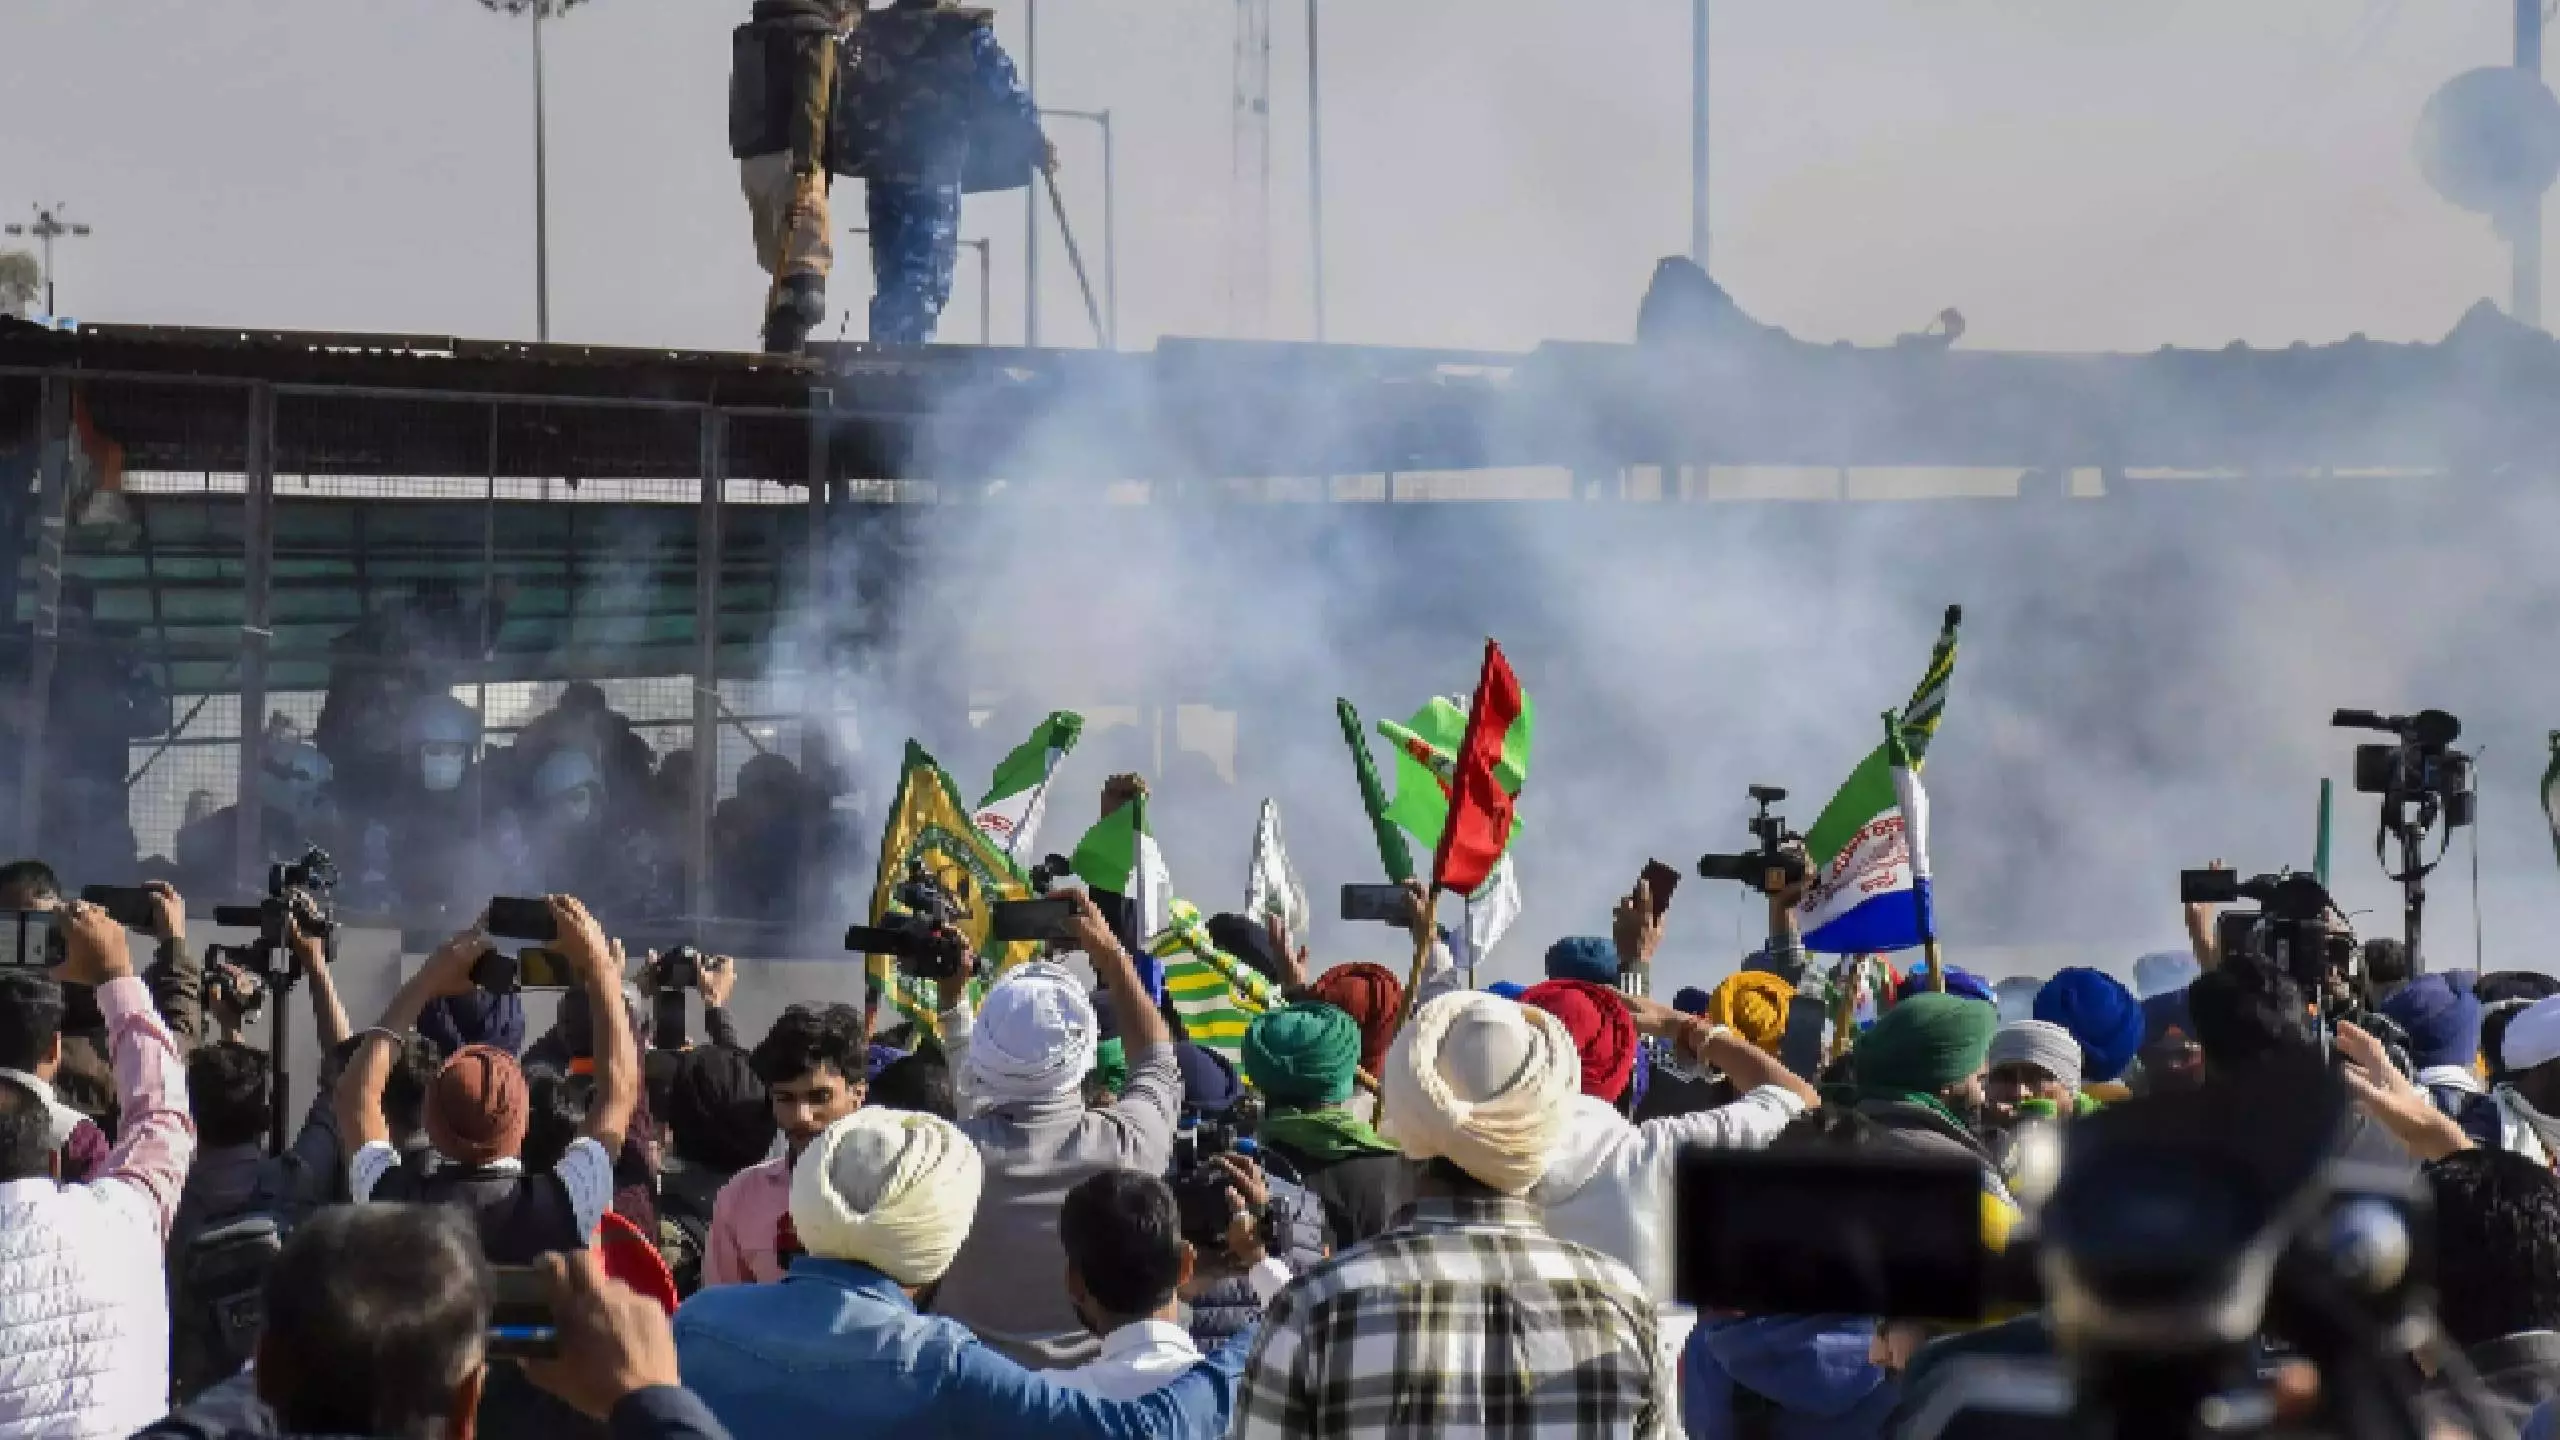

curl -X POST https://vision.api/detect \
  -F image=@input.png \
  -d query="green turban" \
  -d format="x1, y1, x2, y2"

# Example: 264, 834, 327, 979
1086, 1036, 1128, 1097
1242, 1001, 1364, 1107
1855, 992, 1998, 1097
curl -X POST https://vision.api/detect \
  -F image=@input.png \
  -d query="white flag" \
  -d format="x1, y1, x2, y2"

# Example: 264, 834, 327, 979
1458, 852, 1521, 971
1245, 799, 1310, 940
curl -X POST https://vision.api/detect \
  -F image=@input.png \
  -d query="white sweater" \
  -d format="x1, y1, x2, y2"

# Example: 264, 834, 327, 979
0, 976, 195, 1440
1529, 1085, 1805, 1300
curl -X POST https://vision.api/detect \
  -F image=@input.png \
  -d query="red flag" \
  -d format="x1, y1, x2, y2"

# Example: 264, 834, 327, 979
1431, 640, 1527, 895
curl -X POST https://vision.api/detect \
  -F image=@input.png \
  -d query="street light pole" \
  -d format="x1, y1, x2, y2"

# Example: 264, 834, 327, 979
4, 205, 93, 317
533, 6, 552, 341
2518, 0, 2545, 327
1024, 0, 1041, 348
1691, 0, 1709, 266
1307, 0, 1326, 342
1039, 107, 1118, 349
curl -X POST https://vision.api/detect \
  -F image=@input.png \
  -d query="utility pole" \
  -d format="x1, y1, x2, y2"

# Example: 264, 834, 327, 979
1230, 0, 1273, 337
5, 205, 93, 317
1307, 0, 1326, 342
471, 0, 586, 342
1024, 0, 1042, 347
1691, 0, 1710, 266
2519, 0, 2545, 326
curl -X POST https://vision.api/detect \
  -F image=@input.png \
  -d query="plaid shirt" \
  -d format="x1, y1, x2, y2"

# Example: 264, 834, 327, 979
1236, 1193, 1666, 1440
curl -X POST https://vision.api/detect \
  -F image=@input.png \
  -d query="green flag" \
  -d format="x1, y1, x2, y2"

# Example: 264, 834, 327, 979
972, 711, 1084, 860
1071, 791, 1170, 939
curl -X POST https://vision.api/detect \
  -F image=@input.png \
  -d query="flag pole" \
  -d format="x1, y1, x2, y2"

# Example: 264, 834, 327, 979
2314, 778, 2334, 888
1394, 885, 1442, 1038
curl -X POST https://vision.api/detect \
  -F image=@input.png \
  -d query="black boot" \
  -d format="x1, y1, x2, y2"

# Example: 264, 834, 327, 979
761, 274, 827, 355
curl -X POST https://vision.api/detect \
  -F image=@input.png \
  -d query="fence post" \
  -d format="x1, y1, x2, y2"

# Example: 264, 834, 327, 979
233, 383, 275, 897
688, 409, 727, 929
15, 376, 73, 856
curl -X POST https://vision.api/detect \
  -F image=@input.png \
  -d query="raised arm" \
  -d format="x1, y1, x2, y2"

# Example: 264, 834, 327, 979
337, 928, 488, 1156
139, 880, 205, 1054
56, 899, 195, 1239
292, 908, 351, 1053
556, 895, 636, 1157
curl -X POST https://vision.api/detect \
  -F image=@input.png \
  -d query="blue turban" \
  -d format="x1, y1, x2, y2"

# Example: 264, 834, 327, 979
1671, 986, 1712, 1017
1175, 1042, 1244, 1115
1485, 981, 1528, 1002
1544, 936, 1621, 986
2035, 967, 2145, 1084
2382, 973, 2482, 1073
866, 1043, 910, 1082
1895, 962, 1995, 1007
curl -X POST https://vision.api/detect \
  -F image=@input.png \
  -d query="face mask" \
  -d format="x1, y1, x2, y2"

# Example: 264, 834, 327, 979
420, 749, 467, 793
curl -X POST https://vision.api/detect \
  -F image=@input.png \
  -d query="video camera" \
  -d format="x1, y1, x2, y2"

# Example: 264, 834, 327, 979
1168, 1095, 1273, 1256
206, 847, 338, 994
2333, 708, 2475, 977
845, 860, 974, 982
2179, 869, 2353, 995
2335, 709, 2475, 827
1697, 784, 1808, 893
1677, 1061, 2447, 1440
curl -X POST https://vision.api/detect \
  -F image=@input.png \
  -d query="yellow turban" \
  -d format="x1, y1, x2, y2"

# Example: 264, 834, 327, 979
1708, 972, 1795, 1055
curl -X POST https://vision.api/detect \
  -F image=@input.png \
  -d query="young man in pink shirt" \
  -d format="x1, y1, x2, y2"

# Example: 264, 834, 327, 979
702, 1003, 868, 1286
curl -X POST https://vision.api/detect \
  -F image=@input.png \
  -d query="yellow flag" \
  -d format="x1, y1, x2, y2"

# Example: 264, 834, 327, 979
868, 740, 1038, 1032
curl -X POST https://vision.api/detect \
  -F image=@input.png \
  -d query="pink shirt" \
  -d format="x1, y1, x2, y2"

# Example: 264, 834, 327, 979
703, 1154, 794, 1287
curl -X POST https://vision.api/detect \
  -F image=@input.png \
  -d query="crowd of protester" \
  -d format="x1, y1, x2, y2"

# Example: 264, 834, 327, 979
5, 819, 2560, 1440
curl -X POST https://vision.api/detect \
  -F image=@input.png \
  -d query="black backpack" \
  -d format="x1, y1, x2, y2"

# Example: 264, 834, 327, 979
171, 1171, 295, 1402
655, 1161, 730, 1299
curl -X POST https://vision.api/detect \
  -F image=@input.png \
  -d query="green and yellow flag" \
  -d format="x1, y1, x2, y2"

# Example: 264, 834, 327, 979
867, 740, 1038, 1033
1149, 900, 1282, 1062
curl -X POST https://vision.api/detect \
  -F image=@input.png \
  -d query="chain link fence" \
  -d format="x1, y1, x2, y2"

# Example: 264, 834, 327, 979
0, 368, 888, 950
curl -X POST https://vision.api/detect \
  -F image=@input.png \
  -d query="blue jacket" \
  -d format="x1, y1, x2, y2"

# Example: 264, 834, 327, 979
674, 1256, 1250, 1440
1681, 1314, 1897, 1440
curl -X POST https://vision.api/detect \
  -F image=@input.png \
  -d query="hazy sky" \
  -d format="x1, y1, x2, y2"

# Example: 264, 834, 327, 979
0, 0, 2536, 356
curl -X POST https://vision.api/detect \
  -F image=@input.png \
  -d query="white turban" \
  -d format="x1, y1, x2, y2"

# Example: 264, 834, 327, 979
789, 1107, 985, 1286
963, 961, 1098, 1105
1378, 989, 1581, 1195
2504, 995, 2560, 1073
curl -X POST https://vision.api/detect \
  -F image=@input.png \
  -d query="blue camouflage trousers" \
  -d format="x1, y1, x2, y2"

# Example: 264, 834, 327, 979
867, 180, 962, 346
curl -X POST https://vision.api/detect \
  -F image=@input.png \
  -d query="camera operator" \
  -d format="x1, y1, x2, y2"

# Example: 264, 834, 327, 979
1054, 1165, 1296, 1401
0, 898, 195, 1438
935, 886, 1186, 1370
139, 1205, 736, 1440
640, 949, 744, 1121
1164, 1045, 1328, 1350
0, 861, 195, 1146
166, 910, 352, 1400
335, 896, 636, 1262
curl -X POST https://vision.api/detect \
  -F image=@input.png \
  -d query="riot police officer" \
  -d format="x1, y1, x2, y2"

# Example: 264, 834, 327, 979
830, 0, 1051, 346
731, 0, 862, 353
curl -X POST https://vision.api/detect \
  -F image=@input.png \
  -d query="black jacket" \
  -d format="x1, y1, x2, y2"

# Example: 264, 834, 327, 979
1258, 1139, 1415, 1249
140, 1372, 736, 1440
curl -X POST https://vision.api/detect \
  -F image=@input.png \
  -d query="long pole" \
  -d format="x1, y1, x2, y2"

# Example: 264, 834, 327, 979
1040, 109, 1119, 348
2518, 0, 2545, 327
1690, 0, 1709, 265
1307, 0, 1327, 341
1024, 0, 1041, 348
533, 7, 553, 342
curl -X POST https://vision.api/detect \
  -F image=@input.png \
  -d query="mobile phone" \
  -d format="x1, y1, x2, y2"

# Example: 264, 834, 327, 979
485, 897, 559, 943
1639, 861, 1682, 920
467, 947, 575, 995
79, 885, 160, 933
991, 897, 1079, 944
0, 910, 60, 969
1340, 883, 1417, 927
1673, 1146, 1988, 1322
486, 1264, 560, 1361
